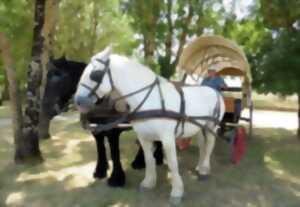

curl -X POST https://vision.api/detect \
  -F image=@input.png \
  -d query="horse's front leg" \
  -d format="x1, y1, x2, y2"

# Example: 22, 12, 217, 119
92, 132, 108, 179
131, 142, 146, 169
131, 141, 163, 169
161, 135, 184, 205
107, 129, 126, 187
139, 138, 156, 189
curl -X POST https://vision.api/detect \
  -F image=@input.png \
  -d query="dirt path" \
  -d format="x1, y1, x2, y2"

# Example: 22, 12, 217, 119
0, 108, 297, 130
242, 109, 297, 130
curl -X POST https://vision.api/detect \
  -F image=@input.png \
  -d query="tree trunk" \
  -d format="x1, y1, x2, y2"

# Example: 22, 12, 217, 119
174, 4, 194, 66
0, 33, 25, 162
297, 92, 300, 139
38, 0, 58, 139
2, 73, 9, 101
15, 0, 47, 163
143, 33, 156, 64
38, 112, 51, 139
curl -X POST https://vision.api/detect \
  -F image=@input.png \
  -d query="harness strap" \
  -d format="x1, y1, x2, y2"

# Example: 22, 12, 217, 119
90, 109, 220, 137
157, 79, 166, 111
112, 78, 158, 104
130, 78, 158, 114
174, 86, 186, 136
80, 82, 102, 100
90, 77, 159, 133
212, 91, 221, 125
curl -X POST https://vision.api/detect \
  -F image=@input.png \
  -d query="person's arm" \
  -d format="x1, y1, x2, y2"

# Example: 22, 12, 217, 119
218, 77, 228, 90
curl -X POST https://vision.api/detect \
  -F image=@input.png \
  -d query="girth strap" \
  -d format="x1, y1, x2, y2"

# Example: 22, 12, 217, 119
89, 109, 220, 137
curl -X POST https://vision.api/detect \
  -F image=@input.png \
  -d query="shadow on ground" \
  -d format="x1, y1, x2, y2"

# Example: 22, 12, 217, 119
0, 112, 300, 207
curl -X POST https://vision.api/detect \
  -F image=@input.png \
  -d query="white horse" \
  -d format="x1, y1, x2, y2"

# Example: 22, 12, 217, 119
74, 46, 225, 204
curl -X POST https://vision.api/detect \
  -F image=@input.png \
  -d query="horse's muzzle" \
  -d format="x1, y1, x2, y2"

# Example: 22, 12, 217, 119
74, 96, 94, 114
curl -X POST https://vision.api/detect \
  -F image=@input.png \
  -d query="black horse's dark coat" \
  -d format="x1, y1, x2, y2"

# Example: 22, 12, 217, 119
42, 57, 163, 187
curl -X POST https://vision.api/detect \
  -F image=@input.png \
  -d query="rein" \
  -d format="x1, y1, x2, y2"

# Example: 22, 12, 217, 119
84, 57, 221, 138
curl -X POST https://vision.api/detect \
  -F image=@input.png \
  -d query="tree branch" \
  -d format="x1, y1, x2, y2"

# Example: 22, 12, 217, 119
174, 2, 194, 65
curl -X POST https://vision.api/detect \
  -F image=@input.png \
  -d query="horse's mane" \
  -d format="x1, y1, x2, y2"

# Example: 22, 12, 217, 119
51, 57, 87, 80
52, 57, 86, 73
111, 54, 169, 84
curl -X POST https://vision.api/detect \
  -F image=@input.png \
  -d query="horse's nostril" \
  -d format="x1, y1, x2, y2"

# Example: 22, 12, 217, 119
75, 98, 81, 106
75, 96, 88, 107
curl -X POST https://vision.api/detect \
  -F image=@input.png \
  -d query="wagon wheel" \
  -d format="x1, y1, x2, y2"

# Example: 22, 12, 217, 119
248, 101, 253, 138
231, 126, 246, 164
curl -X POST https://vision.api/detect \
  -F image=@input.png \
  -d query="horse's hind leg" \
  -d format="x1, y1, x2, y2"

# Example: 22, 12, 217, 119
161, 136, 184, 204
139, 138, 156, 189
196, 127, 216, 179
107, 129, 125, 187
195, 130, 206, 173
92, 132, 108, 179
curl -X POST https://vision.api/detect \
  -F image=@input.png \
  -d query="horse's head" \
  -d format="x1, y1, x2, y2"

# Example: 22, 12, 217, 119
42, 57, 86, 118
74, 46, 113, 114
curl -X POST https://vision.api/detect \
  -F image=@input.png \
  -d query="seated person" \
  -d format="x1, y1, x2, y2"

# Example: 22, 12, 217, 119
201, 66, 227, 92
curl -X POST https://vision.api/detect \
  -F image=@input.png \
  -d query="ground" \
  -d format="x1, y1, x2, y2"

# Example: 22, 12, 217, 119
0, 105, 300, 207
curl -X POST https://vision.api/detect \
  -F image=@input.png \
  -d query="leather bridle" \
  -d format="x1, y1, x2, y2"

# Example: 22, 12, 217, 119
80, 58, 114, 100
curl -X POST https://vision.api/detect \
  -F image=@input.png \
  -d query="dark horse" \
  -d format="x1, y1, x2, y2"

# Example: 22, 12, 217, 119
41, 57, 163, 187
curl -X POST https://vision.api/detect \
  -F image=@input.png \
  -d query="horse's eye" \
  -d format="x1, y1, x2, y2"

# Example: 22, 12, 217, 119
52, 70, 61, 77
90, 70, 104, 82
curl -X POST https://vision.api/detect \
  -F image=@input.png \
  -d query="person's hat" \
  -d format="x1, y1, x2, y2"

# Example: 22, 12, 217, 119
208, 66, 217, 71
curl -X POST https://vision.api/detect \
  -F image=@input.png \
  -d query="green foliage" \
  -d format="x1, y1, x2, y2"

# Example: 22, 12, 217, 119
0, 0, 135, 91
122, 0, 224, 78
261, 0, 300, 29
53, 0, 136, 61
0, 0, 34, 88
254, 31, 300, 95
249, 0, 300, 96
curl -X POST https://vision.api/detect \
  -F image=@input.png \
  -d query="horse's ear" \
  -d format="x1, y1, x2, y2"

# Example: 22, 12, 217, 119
61, 54, 67, 62
48, 60, 59, 70
49, 55, 54, 62
103, 45, 112, 56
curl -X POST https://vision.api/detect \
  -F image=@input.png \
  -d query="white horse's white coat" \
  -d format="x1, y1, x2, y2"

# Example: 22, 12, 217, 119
74, 47, 225, 202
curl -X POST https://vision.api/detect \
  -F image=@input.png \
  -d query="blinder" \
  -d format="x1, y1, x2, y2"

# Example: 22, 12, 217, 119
80, 58, 114, 101
90, 70, 105, 83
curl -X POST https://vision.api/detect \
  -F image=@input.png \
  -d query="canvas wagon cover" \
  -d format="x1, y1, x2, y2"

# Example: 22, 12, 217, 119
178, 35, 251, 85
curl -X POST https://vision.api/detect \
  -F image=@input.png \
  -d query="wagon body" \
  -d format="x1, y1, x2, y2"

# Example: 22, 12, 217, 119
177, 35, 253, 138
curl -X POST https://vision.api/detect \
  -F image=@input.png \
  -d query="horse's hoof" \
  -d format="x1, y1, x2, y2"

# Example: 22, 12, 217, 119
169, 196, 183, 206
93, 170, 107, 179
131, 160, 145, 170
198, 174, 210, 181
107, 173, 126, 187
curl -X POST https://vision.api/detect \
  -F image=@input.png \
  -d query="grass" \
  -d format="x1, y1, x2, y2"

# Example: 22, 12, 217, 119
0, 108, 300, 206
252, 93, 298, 112
0, 102, 12, 119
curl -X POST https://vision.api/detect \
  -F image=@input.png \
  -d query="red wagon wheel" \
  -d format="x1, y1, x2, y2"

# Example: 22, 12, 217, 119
232, 126, 246, 164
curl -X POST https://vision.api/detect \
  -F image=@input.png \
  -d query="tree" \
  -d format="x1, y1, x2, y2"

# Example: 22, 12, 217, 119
38, 0, 59, 139
255, 0, 300, 137
13, 0, 48, 163
0, 0, 34, 93
254, 31, 300, 137
37, 0, 135, 139
53, 0, 135, 60
122, 0, 222, 78
0, 33, 24, 161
